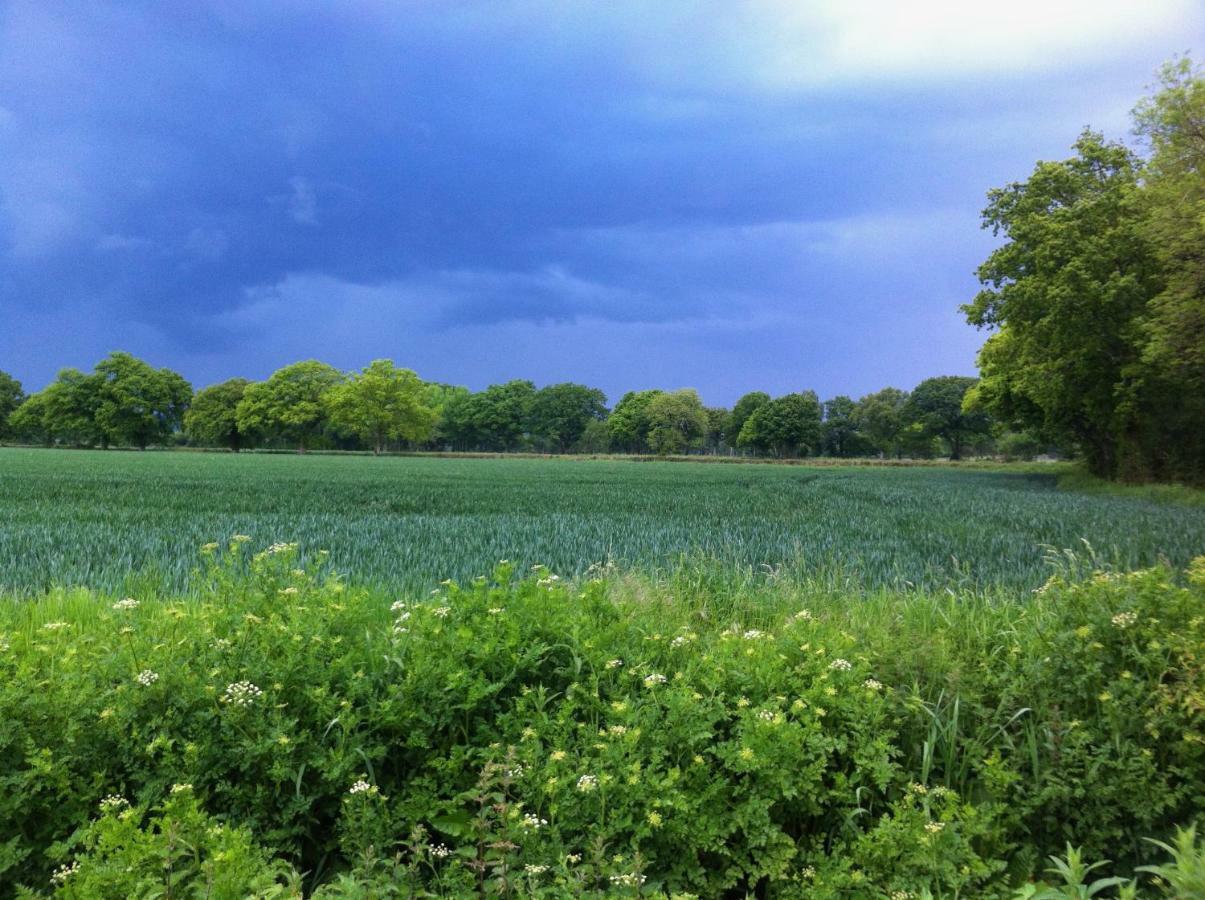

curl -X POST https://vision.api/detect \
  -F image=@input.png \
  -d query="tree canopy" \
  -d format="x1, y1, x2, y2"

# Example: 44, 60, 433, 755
235, 361, 344, 452
325, 360, 436, 454
185, 378, 252, 452
0, 370, 24, 441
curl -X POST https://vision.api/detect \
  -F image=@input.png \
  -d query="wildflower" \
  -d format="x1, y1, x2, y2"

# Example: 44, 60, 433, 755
829, 658, 852, 671
488, 607, 505, 615
50, 861, 80, 885
521, 813, 548, 829
863, 678, 883, 691
671, 635, 688, 647
201, 541, 219, 552
522, 727, 537, 740
891, 892, 913, 900
432, 606, 451, 618
647, 811, 663, 828
506, 764, 527, 779
112, 598, 139, 611
42, 621, 68, 631
607, 724, 628, 736
348, 780, 379, 796
524, 864, 548, 875
136, 669, 159, 686
170, 783, 192, 794
550, 750, 567, 762
390, 600, 407, 613
693, 754, 704, 765
611, 873, 647, 888
565, 853, 582, 864
429, 843, 451, 858
606, 658, 623, 669
1075, 625, 1092, 639
743, 629, 765, 640
757, 709, 779, 723
1098, 691, 1113, 703
231, 534, 252, 543
212, 638, 232, 651
1111, 611, 1138, 629
739, 748, 755, 761
99, 794, 128, 812
909, 782, 928, 795
925, 821, 945, 834
265, 541, 296, 555
576, 774, 598, 793
644, 673, 667, 686
801, 865, 816, 878
278, 586, 299, 596
794, 610, 813, 621
737, 696, 750, 708
222, 681, 263, 707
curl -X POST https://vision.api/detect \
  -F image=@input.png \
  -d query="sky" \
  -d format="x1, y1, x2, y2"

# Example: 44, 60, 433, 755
1, 1, 1201, 406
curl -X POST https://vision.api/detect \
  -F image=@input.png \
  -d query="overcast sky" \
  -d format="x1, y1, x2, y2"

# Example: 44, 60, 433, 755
1, 1, 1201, 405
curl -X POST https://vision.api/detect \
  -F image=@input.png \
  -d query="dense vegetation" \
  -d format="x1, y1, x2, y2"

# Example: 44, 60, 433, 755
0, 542, 1201, 896
965, 58, 1204, 483
1, 449, 1202, 599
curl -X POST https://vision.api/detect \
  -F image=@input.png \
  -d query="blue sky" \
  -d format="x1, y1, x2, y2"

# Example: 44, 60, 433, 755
1, 1, 1200, 406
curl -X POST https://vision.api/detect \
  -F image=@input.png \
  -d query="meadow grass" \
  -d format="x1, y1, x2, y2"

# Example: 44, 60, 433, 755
1, 447, 1202, 598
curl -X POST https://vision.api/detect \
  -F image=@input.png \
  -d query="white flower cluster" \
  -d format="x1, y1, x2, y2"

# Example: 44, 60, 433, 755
828, 658, 853, 672
50, 861, 80, 885
222, 680, 263, 707
793, 609, 814, 622
742, 629, 765, 640
757, 709, 779, 723
863, 678, 883, 691
429, 843, 451, 858
112, 597, 140, 611
42, 621, 68, 631
212, 638, 232, 651
925, 821, 945, 834
99, 794, 128, 812
390, 600, 407, 614
576, 774, 598, 793
432, 606, 451, 618
610, 873, 646, 887
265, 542, 297, 555
643, 673, 667, 686
521, 813, 548, 829
1111, 611, 1138, 629
506, 764, 527, 779
348, 780, 379, 796
606, 659, 623, 669
524, 864, 548, 875
171, 783, 192, 794
136, 669, 159, 686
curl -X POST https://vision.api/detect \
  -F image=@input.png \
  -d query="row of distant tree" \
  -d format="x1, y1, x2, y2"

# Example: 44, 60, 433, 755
0, 355, 1024, 460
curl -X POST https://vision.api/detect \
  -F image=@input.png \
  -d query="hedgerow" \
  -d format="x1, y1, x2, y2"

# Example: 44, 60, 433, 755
0, 542, 1201, 897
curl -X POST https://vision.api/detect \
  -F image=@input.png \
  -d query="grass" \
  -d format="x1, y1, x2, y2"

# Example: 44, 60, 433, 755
1, 447, 1203, 598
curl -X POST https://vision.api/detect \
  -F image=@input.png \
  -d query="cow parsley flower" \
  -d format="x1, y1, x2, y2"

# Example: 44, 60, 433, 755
863, 678, 883, 690
610, 873, 646, 887
576, 774, 598, 793
521, 813, 548, 829
222, 681, 263, 707
429, 843, 451, 858
348, 780, 379, 796
643, 673, 667, 686
99, 794, 128, 812
829, 658, 852, 671
1111, 611, 1138, 629
136, 669, 159, 686
524, 864, 548, 875
112, 598, 139, 611
50, 861, 80, 885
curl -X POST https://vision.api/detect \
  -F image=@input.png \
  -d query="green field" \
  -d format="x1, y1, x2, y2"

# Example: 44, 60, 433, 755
1, 447, 1202, 597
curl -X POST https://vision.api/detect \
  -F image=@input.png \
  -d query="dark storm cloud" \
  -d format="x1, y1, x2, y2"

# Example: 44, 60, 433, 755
0, 1, 1200, 403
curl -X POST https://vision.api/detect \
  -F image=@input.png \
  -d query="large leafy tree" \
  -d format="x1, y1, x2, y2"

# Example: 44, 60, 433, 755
738, 391, 822, 457
820, 395, 868, 457
11, 369, 105, 446
963, 131, 1161, 477
905, 376, 990, 460
1130, 57, 1205, 480
325, 360, 437, 454
0, 370, 24, 441
529, 383, 608, 453
236, 361, 343, 452
437, 381, 536, 452
185, 378, 252, 452
853, 387, 909, 458
729, 392, 770, 444
92, 352, 192, 449
645, 389, 709, 455
607, 389, 663, 453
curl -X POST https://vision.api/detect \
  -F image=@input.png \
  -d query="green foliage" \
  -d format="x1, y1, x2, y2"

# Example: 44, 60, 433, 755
0, 546, 1200, 896
0, 370, 24, 441
821, 395, 872, 458
439, 380, 537, 452
644, 389, 708, 455
607, 390, 663, 453
907, 375, 990, 460
43, 787, 299, 898
1, 450, 1204, 598
966, 60, 1205, 484
324, 360, 436, 454
853, 386, 910, 458
528, 383, 608, 453
92, 351, 193, 450
235, 361, 344, 452
185, 378, 252, 451
738, 391, 822, 457
729, 391, 770, 442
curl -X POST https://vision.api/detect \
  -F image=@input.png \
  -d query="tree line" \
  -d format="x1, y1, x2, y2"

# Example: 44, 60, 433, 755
0, 355, 1010, 460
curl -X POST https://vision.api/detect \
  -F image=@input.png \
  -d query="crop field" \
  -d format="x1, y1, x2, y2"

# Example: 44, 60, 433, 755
0, 447, 1202, 597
